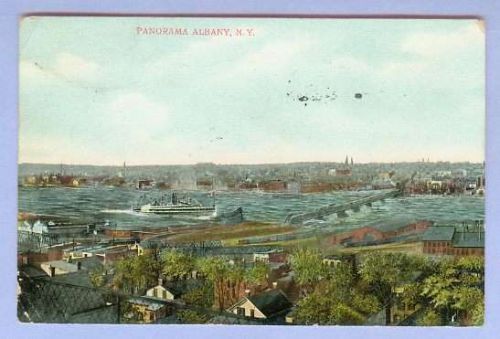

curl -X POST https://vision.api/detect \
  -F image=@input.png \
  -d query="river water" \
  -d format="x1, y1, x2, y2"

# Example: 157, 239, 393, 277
18, 187, 485, 231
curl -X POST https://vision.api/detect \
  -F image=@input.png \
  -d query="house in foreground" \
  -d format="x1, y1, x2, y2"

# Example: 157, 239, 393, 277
145, 278, 182, 301
227, 288, 292, 321
125, 297, 172, 323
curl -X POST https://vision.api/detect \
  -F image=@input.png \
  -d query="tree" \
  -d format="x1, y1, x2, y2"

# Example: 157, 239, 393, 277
294, 262, 379, 325
89, 265, 106, 288
133, 253, 161, 291
196, 257, 253, 311
162, 250, 194, 281
359, 252, 417, 325
113, 257, 135, 293
113, 253, 160, 294
183, 282, 214, 309
245, 261, 268, 286
196, 257, 231, 311
226, 263, 246, 303
177, 309, 210, 324
420, 256, 484, 326
417, 310, 442, 326
290, 248, 328, 296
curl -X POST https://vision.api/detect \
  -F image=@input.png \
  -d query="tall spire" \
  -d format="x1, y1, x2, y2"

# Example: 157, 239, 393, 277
345, 155, 349, 165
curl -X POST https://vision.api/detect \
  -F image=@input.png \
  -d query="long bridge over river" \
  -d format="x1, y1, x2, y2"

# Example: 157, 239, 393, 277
284, 188, 403, 225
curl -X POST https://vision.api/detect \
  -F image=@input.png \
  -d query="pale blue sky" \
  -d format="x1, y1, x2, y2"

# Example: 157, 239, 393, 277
19, 17, 484, 165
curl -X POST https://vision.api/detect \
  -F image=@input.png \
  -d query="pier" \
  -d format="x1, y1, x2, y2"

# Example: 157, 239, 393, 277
284, 189, 403, 225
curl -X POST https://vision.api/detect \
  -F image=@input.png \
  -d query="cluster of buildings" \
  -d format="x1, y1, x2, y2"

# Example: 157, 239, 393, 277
323, 219, 484, 257
18, 217, 485, 322
17, 160, 485, 325
17, 215, 485, 325
17, 238, 301, 324
18, 240, 145, 270
405, 170, 485, 195
21, 173, 85, 187
19, 160, 485, 197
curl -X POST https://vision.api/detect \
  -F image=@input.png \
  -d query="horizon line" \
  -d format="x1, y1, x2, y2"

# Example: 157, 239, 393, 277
18, 160, 485, 167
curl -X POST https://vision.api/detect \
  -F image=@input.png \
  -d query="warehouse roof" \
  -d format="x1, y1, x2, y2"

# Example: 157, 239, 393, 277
422, 226, 455, 241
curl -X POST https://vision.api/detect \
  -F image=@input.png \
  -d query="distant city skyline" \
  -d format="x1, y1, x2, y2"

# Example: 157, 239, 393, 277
18, 159, 484, 167
19, 18, 485, 165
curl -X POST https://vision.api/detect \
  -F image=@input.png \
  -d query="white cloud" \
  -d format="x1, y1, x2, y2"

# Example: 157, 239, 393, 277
24, 92, 174, 164
216, 38, 315, 82
401, 23, 483, 58
53, 52, 100, 82
330, 57, 371, 74
378, 60, 427, 77
104, 92, 170, 141
329, 56, 427, 81
244, 40, 306, 69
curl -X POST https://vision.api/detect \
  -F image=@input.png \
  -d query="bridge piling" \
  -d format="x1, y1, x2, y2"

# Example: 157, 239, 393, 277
284, 188, 402, 225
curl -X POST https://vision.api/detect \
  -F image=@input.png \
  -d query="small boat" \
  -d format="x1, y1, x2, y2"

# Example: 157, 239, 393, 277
211, 207, 244, 223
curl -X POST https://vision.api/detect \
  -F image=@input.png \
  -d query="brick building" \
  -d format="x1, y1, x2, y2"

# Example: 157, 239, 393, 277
422, 226, 484, 256
450, 231, 484, 256
258, 180, 288, 192
422, 226, 455, 255
326, 221, 431, 246
383, 221, 431, 238
326, 226, 386, 246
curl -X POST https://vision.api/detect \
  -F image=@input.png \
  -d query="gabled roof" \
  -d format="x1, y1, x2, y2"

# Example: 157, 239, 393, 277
422, 226, 455, 241
149, 284, 182, 298
246, 289, 292, 318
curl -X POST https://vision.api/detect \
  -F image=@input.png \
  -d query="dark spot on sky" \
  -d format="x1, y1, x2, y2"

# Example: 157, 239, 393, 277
286, 92, 290, 96
355, 93, 363, 99
298, 96, 309, 102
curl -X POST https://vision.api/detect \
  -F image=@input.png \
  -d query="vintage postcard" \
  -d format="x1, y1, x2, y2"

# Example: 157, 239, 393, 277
17, 16, 485, 326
